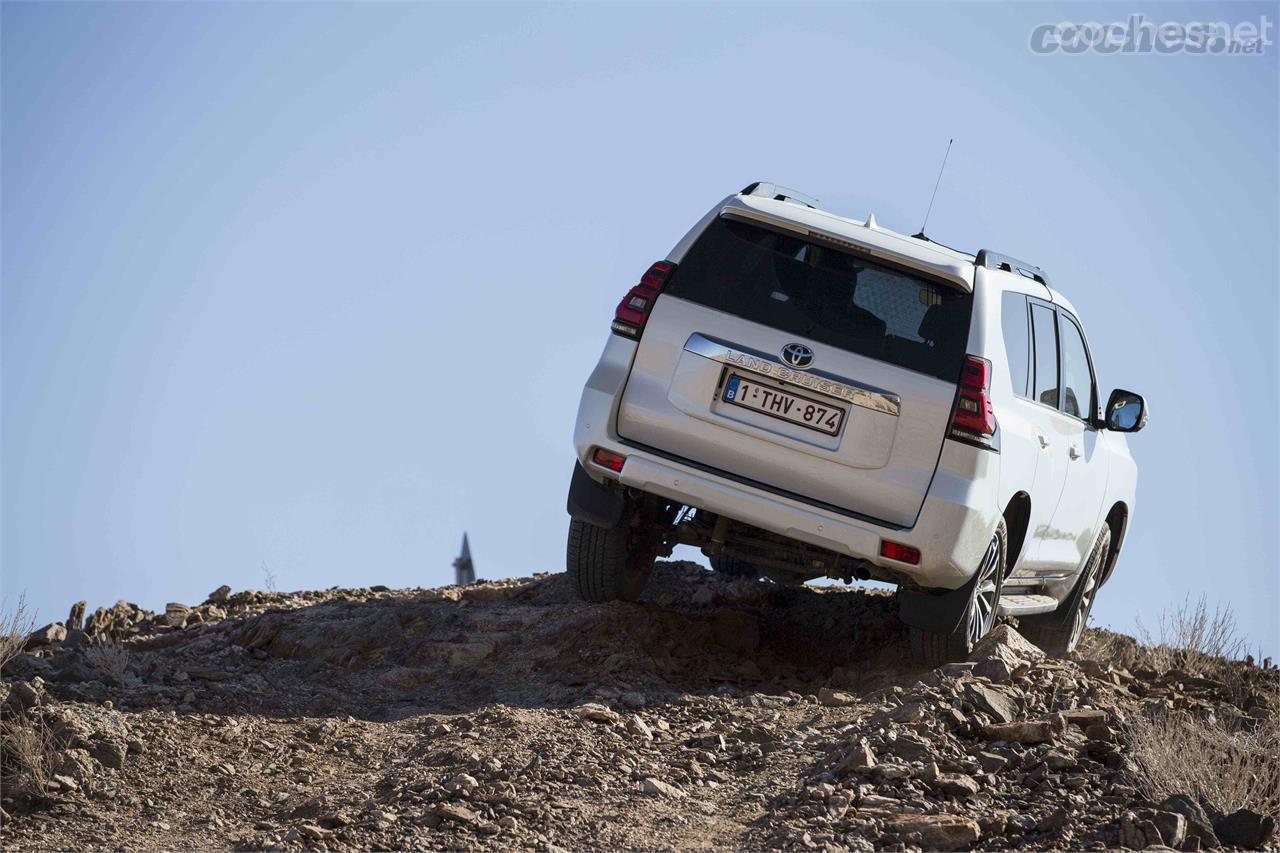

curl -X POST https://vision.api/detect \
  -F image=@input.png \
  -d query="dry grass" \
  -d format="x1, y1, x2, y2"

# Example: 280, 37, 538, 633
1123, 704, 1280, 817
1135, 594, 1249, 674
0, 712, 59, 803
83, 635, 130, 684
0, 594, 37, 673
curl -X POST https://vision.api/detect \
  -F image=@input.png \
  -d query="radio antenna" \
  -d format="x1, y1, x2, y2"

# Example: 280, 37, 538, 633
913, 138, 953, 240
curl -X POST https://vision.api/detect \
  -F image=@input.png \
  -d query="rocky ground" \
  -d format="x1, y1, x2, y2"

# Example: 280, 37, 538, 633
1, 561, 1276, 851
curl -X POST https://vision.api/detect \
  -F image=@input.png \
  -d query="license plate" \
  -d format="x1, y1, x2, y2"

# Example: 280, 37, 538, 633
722, 374, 845, 436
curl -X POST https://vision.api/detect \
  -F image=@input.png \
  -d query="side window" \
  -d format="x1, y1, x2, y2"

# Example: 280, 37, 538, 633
1030, 303, 1059, 408
1001, 293, 1031, 397
1059, 313, 1095, 421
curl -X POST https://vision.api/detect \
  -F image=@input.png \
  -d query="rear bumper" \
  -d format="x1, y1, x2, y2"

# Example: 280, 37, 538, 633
570, 334, 1001, 590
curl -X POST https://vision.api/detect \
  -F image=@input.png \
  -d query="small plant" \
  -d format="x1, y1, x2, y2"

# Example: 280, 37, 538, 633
0, 712, 58, 802
0, 594, 37, 673
1123, 704, 1280, 818
261, 560, 278, 594
1136, 594, 1248, 672
83, 635, 130, 684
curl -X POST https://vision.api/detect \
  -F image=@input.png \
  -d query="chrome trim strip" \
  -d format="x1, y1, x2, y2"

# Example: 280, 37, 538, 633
683, 333, 900, 417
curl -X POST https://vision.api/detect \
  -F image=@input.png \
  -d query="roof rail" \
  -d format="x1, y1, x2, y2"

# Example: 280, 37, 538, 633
975, 249, 1052, 289
740, 181, 820, 210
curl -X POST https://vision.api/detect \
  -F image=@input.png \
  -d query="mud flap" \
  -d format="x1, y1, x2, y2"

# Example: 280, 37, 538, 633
896, 573, 978, 635
566, 461, 625, 529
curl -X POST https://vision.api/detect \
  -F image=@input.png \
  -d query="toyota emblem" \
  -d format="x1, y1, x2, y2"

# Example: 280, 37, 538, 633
780, 343, 814, 368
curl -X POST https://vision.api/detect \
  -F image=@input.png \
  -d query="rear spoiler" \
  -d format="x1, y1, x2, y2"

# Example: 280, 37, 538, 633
740, 182, 821, 210
975, 249, 1053, 292
720, 195, 975, 292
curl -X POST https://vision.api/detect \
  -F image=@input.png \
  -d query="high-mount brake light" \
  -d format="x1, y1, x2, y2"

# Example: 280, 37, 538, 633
591, 447, 626, 473
949, 355, 997, 448
611, 261, 676, 339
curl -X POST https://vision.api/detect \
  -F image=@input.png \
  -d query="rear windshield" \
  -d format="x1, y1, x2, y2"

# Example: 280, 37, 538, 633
665, 217, 973, 381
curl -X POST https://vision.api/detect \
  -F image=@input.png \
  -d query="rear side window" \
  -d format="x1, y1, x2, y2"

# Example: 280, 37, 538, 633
1030, 303, 1059, 408
1001, 293, 1031, 397
664, 218, 973, 381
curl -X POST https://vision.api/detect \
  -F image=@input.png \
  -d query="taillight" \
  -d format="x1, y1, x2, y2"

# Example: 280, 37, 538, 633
591, 447, 626, 473
611, 261, 676, 339
950, 355, 997, 447
880, 541, 921, 565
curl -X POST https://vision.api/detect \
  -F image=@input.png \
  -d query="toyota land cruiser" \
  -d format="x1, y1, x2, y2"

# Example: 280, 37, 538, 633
566, 182, 1147, 662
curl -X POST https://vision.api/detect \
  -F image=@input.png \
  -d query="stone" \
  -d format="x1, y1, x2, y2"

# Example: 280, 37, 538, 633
433, 803, 479, 824
1085, 723, 1116, 742
444, 773, 478, 794
52, 748, 97, 787
1044, 749, 1075, 770
933, 773, 981, 797
1038, 807, 1069, 833
976, 750, 1008, 773
889, 702, 924, 723
625, 715, 653, 741
1160, 794, 1219, 849
5, 679, 43, 713
90, 739, 128, 771
576, 703, 621, 724
973, 657, 1016, 682
691, 586, 716, 606
163, 604, 190, 628
641, 777, 686, 798
875, 763, 912, 781
66, 601, 87, 631
1120, 811, 1163, 850
970, 624, 1044, 668
1213, 809, 1275, 849
889, 734, 931, 761
1061, 708, 1108, 728
963, 683, 1020, 724
60, 629, 89, 650
1150, 811, 1186, 848
26, 623, 66, 648
817, 687, 857, 707
882, 813, 981, 850
981, 719, 1055, 744
833, 738, 876, 775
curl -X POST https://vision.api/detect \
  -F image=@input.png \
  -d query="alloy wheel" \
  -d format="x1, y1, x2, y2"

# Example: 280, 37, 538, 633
966, 534, 1003, 648
1068, 558, 1102, 650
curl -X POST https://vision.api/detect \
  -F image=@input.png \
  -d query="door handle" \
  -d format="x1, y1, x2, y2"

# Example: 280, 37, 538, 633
1037, 434, 1050, 449
1069, 446, 1082, 460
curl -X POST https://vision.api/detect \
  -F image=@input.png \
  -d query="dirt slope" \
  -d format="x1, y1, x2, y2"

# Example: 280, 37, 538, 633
1, 562, 1276, 851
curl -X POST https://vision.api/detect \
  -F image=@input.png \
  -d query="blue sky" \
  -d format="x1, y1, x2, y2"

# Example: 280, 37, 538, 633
3, 2, 1276, 655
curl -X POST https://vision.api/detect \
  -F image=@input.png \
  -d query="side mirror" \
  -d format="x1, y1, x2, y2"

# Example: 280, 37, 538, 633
1105, 389, 1148, 432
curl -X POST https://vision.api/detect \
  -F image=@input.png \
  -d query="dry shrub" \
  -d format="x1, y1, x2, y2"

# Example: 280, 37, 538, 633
1136, 594, 1248, 674
0, 712, 58, 802
83, 635, 130, 684
1123, 704, 1280, 817
0, 594, 37, 672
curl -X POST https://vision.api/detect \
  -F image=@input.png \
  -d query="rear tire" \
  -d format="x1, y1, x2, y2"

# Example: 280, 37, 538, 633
1021, 525, 1111, 657
566, 516, 655, 602
709, 554, 757, 579
909, 522, 1007, 666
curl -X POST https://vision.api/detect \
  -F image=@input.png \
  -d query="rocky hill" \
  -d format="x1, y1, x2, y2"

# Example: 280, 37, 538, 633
1, 562, 1276, 851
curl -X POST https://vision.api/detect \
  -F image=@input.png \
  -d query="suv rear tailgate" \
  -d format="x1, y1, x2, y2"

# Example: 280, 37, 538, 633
615, 215, 971, 529
617, 298, 958, 527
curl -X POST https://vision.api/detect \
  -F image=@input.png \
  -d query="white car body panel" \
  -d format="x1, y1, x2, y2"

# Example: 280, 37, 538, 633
571, 187, 1140, 603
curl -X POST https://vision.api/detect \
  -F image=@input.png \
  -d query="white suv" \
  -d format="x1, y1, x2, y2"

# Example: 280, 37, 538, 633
566, 183, 1147, 662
